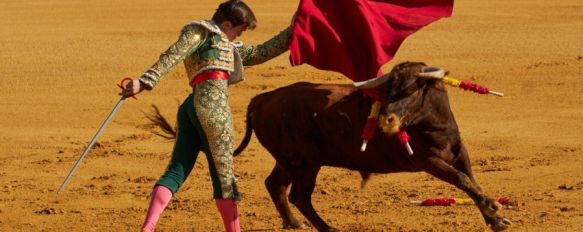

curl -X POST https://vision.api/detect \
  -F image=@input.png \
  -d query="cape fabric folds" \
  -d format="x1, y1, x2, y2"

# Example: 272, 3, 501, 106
289, 0, 454, 82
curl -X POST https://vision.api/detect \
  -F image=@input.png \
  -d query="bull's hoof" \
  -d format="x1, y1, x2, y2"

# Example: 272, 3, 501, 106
320, 227, 339, 232
484, 199, 502, 217
490, 217, 512, 231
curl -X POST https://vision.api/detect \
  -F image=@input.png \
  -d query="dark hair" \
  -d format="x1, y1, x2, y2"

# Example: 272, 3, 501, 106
212, 0, 257, 30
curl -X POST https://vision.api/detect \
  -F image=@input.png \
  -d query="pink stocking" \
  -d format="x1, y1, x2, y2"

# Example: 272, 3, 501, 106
141, 185, 173, 232
215, 198, 241, 232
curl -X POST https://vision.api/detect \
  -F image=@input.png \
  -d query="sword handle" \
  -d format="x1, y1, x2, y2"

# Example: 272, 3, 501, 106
117, 77, 138, 100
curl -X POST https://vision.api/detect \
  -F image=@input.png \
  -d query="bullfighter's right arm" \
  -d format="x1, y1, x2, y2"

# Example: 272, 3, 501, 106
138, 24, 208, 90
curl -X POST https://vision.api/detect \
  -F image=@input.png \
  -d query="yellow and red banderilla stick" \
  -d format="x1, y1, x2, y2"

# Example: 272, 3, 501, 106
441, 76, 504, 97
410, 197, 511, 206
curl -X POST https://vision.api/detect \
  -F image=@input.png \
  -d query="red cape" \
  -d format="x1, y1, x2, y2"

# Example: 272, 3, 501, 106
289, 0, 454, 82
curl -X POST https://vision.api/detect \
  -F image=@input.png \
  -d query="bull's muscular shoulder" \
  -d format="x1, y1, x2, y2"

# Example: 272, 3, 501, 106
291, 82, 355, 98
252, 82, 357, 111
290, 82, 356, 106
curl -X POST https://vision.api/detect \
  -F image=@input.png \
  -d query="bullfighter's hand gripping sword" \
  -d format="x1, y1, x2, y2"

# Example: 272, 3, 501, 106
57, 78, 136, 193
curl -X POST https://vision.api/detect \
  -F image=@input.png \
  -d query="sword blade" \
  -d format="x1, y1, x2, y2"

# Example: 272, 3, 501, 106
57, 97, 127, 193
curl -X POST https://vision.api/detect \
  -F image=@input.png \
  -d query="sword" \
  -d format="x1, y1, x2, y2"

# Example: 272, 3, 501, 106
57, 78, 136, 193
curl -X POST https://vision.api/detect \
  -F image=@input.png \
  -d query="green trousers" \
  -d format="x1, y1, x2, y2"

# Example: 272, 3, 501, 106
156, 81, 239, 200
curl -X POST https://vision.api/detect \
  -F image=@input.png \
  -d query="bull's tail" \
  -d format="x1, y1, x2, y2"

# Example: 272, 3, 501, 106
233, 108, 254, 157
146, 102, 254, 157
145, 104, 177, 140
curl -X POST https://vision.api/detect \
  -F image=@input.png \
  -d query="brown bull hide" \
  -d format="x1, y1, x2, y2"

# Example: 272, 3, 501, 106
234, 62, 511, 231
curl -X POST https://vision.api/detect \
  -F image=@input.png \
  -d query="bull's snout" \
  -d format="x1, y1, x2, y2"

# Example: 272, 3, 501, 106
379, 113, 401, 135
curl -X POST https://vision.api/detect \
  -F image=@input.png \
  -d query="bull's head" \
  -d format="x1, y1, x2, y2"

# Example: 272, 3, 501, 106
354, 62, 449, 136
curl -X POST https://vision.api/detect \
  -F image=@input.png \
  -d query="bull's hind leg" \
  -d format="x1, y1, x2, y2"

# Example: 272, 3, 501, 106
288, 165, 338, 232
265, 163, 305, 229
422, 155, 511, 231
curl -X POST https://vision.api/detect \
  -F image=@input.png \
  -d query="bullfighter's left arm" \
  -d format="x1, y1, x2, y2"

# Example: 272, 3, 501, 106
238, 26, 292, 66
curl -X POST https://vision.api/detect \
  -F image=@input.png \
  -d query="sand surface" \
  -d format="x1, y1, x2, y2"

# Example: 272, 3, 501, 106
1, 0, 582, 231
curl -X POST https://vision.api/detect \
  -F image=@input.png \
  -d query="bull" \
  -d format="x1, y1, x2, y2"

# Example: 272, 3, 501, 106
232, 62, 511, 231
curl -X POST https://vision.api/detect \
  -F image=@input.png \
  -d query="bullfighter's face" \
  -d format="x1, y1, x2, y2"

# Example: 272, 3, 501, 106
219, 21, 248, 41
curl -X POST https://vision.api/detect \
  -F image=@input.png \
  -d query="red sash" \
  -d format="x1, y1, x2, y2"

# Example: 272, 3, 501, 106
190, 71, 229, 87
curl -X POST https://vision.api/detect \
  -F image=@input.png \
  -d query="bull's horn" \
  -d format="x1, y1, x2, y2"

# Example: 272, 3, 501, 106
353, 75, 389, 89
418, 67, 446, 79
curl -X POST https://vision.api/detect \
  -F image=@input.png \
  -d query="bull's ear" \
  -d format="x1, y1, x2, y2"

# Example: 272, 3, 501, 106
353, 75, 389, 89
418, 67, 446, 79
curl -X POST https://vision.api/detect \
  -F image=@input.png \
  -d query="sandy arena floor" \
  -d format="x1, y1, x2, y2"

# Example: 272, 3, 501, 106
1, 0, 582, 231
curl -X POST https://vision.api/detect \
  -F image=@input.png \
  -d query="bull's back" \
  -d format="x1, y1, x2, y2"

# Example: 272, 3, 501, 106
249, 82, 357, 119
248, 82, 411, 172
248, 82, 357, 158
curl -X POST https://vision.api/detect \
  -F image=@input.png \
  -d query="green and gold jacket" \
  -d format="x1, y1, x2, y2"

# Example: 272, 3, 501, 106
138, 20, 292, 89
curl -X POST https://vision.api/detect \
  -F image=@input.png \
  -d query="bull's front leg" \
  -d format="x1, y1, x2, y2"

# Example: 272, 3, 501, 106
421, 155, 511, 231
451, 145, 506, 221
